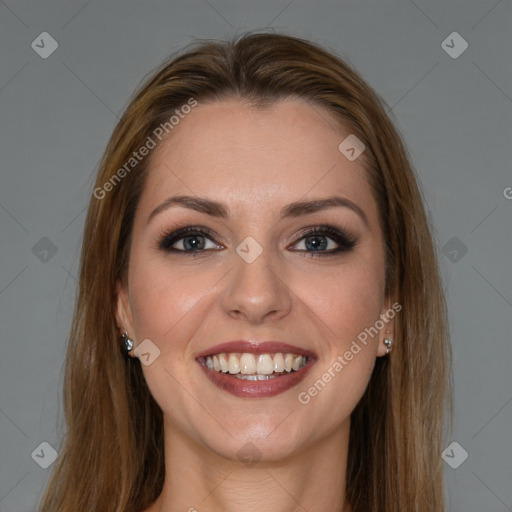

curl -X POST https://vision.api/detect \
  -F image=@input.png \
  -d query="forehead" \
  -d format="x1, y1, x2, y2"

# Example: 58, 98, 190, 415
139, 98, 377, 223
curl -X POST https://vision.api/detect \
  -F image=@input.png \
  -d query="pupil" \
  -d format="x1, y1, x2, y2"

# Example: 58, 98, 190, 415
305, 236, 327, 251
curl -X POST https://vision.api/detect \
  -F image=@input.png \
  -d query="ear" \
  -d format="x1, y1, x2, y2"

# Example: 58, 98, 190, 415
115, 278, 135, 337
376, 297, 397, 357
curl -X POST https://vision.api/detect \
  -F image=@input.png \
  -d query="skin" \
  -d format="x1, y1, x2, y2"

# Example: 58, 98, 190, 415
116, 97, 394, 512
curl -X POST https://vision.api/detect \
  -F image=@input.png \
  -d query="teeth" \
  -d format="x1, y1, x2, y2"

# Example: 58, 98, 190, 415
219, 353, 228, 373
205, 352, 307, 376
284, 353, 294, 372
257, 354, 274, 374
228, 353, 240, 374
240, 353, 256, 374
236, 373, 280, 380
273, 353, 285, 372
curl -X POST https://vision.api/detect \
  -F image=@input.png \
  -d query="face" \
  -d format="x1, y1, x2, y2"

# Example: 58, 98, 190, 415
116, 97, 394, 462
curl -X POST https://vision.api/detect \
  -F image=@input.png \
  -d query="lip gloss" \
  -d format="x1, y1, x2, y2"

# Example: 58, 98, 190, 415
197, 356, 315, 398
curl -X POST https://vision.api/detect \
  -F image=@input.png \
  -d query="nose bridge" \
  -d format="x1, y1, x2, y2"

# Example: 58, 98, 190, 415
221, 239, 293, 323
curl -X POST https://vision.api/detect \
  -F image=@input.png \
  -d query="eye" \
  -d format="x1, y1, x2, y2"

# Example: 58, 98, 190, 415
156, 224, 357, 257
289, 226, 357, 257
158, 226, 223, 253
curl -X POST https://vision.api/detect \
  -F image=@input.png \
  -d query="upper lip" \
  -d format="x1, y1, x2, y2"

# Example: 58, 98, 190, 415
195, 340, 317, 359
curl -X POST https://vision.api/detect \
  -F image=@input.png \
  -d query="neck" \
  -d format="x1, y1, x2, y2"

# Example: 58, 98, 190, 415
148, 418, 352, 512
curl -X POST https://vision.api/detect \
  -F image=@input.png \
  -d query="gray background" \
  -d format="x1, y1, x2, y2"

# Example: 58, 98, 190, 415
0, 1, 511, 511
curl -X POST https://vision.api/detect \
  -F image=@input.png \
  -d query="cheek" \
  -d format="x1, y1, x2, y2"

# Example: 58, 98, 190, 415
290, 252, 384, 411
127, 254, 215, 341
295, 256, 385, 350
293, 265, 382, 437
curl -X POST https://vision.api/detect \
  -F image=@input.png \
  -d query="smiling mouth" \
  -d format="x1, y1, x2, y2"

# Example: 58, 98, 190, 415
203, 352, 308, 380
196, 351, 315, 398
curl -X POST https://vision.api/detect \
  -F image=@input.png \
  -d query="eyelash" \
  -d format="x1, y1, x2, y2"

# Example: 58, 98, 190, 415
157, 225, 357, 258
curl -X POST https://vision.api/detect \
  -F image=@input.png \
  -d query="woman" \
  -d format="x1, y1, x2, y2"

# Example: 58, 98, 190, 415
40, 32, 451, 512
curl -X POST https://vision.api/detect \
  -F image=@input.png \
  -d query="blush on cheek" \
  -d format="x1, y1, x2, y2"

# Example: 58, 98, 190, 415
326, 294, 384, 352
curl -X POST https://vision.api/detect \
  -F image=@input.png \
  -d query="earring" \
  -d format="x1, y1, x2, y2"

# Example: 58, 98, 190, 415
121, 332, 134, 355
383, 332, 393, 354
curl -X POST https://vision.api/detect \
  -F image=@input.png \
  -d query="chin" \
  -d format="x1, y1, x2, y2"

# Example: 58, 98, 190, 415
194, 414, 314, 464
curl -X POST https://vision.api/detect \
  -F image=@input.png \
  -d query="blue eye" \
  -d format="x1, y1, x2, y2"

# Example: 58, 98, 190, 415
158, 226, 222, 252
289, 226, 357, 257
157, 225, 357, 257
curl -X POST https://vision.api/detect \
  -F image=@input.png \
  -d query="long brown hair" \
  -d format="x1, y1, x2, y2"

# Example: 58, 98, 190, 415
39, 32, 451, 512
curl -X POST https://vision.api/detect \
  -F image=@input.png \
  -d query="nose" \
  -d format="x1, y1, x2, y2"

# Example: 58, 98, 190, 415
220, 249, 293, 325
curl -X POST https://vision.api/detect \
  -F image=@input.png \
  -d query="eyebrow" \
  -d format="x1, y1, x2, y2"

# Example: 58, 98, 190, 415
147, 194, 369, 227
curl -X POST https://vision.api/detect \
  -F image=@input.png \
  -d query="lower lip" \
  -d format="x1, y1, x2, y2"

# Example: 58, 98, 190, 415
197, 357, 316, 398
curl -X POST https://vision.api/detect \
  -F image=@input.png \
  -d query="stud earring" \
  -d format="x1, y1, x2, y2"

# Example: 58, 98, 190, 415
383, 330, 393, 354
121, 332, 134, 356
